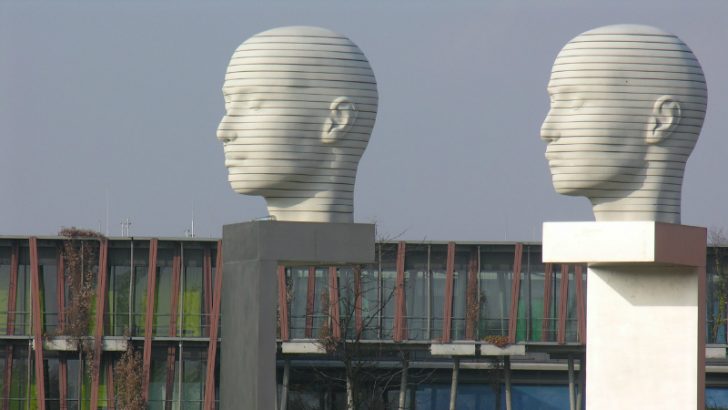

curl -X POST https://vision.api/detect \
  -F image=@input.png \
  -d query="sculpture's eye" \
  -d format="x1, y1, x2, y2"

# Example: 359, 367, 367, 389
569, 98, 584, 111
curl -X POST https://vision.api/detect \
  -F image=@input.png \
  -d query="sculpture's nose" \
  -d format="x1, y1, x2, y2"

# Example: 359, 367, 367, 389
217, 117, 234, 145
540, 112, 559, 142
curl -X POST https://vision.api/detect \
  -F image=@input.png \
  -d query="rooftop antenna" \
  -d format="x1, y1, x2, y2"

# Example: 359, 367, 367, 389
105, 189, 110, 236
191, 202, 195, 238
120, 218, 132, 237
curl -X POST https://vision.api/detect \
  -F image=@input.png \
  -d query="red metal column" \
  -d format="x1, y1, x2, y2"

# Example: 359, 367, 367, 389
56, 246, 69, 410
90, 240, 109, 410
442, 242, 456, 343
393, 242, 407, 341
354, 266, 363, 336
203, 248, 212, 336
142, 239, 159, 402
105, 360, 115, 410
29, 237, 47, 410
2, 345, 13, 410
557, 264, 570, 344
328, 267, 341, 339
541, 263, 554, 342
6, 242, 19, 335
575, 264, 586, 344
465, 249, 479, 340
3, 243, 18, 409
304, 267, 316, 338
164, 345, 176, 410
507, 243, 524, 344
59, 358, 68, 410
277, 266, 290, 341
203, 240, 223, 410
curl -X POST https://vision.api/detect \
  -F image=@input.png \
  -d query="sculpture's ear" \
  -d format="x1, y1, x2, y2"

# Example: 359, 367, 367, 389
647, 96, 681, 144
322, 97, 357, 144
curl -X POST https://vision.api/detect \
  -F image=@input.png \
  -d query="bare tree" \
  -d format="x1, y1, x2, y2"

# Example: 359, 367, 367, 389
114, 339, 146, 410
293, 258, 435, 410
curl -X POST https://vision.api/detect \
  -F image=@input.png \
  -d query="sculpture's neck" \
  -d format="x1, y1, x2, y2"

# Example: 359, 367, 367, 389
591, 191, 681, 224
264, 190, 354, 223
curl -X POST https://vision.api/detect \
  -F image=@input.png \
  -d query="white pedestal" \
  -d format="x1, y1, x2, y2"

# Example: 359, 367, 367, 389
543, 222, 706, 410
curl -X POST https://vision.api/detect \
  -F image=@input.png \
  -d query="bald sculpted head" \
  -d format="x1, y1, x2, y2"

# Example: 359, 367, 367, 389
541, 24, 707, 223
217, 26, 378, 223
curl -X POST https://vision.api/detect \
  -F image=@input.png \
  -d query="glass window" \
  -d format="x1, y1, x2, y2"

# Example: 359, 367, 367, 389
523, 246, 545, 343
337, 266, 357, 339
287, 267, 309, 339
380, 243, 398, 340
311, 267, 329, 337
359, 263, 380, 340
451, 247, 473, 341
182, 246, 204, 338
181, 348, 207, 409
108, 244, 132, 336
0, 244, 12, 334
132, 243, 149, 337
154, 246, 176, 337
38, 244, 59, 335
707, 386, 728, 409
404, 245, 428, 340
478, 246, 515, 338
430, 245, 448, 341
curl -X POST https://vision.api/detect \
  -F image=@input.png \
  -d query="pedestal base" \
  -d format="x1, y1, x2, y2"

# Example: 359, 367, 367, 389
220, 221, 375, 410
543, 221, 706, 410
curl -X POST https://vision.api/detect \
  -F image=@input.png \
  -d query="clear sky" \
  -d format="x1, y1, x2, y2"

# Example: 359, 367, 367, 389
2, 0, 727, 241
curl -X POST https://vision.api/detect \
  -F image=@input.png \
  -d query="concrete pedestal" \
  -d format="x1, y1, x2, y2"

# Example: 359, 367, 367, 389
543, 221, 706, 410
220, 221, 375, 410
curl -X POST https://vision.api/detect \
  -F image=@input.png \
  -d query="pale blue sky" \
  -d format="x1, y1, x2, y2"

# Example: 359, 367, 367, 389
2, 0, 727, 241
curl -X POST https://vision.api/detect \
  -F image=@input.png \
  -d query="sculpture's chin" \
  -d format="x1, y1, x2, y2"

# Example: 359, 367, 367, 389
551, 180, 586, 197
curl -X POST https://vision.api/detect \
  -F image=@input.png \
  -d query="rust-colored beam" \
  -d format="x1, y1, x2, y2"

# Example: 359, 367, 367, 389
575, 264, 586, 344
465, 249, 479, 340
164, 345, 176, 410
557, 264, 570, 345
328, 267, 341, 340
203, 240, 223, 410
105, 359, 115, 410
277, 266, 290, 341
59, 358, 68, 410
507, 243, 524, 344
142, 239, 159, 402
393, 242, 407, 341
304, 266, 316, 338
2, 345, 14, 410
203, 248, 212, 336
29, 237, 47, 410
541, 263, 554, 342
6, 242, 18, 335
442, 242, 456, 343
354, 266, 363, 336
90, 240, 109, 410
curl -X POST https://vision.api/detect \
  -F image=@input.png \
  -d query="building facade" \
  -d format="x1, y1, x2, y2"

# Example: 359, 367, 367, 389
1, 236, 728, 409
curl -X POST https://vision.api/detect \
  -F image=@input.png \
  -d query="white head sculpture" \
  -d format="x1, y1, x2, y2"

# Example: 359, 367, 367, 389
217, 26, 378, 223
541, 24, 707, 224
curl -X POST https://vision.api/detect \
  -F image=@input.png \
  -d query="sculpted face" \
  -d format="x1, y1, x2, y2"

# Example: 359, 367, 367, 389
217, 26, 378, 222
540, 25, 707, 223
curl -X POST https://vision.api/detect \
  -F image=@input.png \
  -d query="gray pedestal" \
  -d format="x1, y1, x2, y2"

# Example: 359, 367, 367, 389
220, 221, 375, 410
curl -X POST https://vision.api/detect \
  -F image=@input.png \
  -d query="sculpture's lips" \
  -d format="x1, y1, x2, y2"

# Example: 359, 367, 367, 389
224, 158, 247, 168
